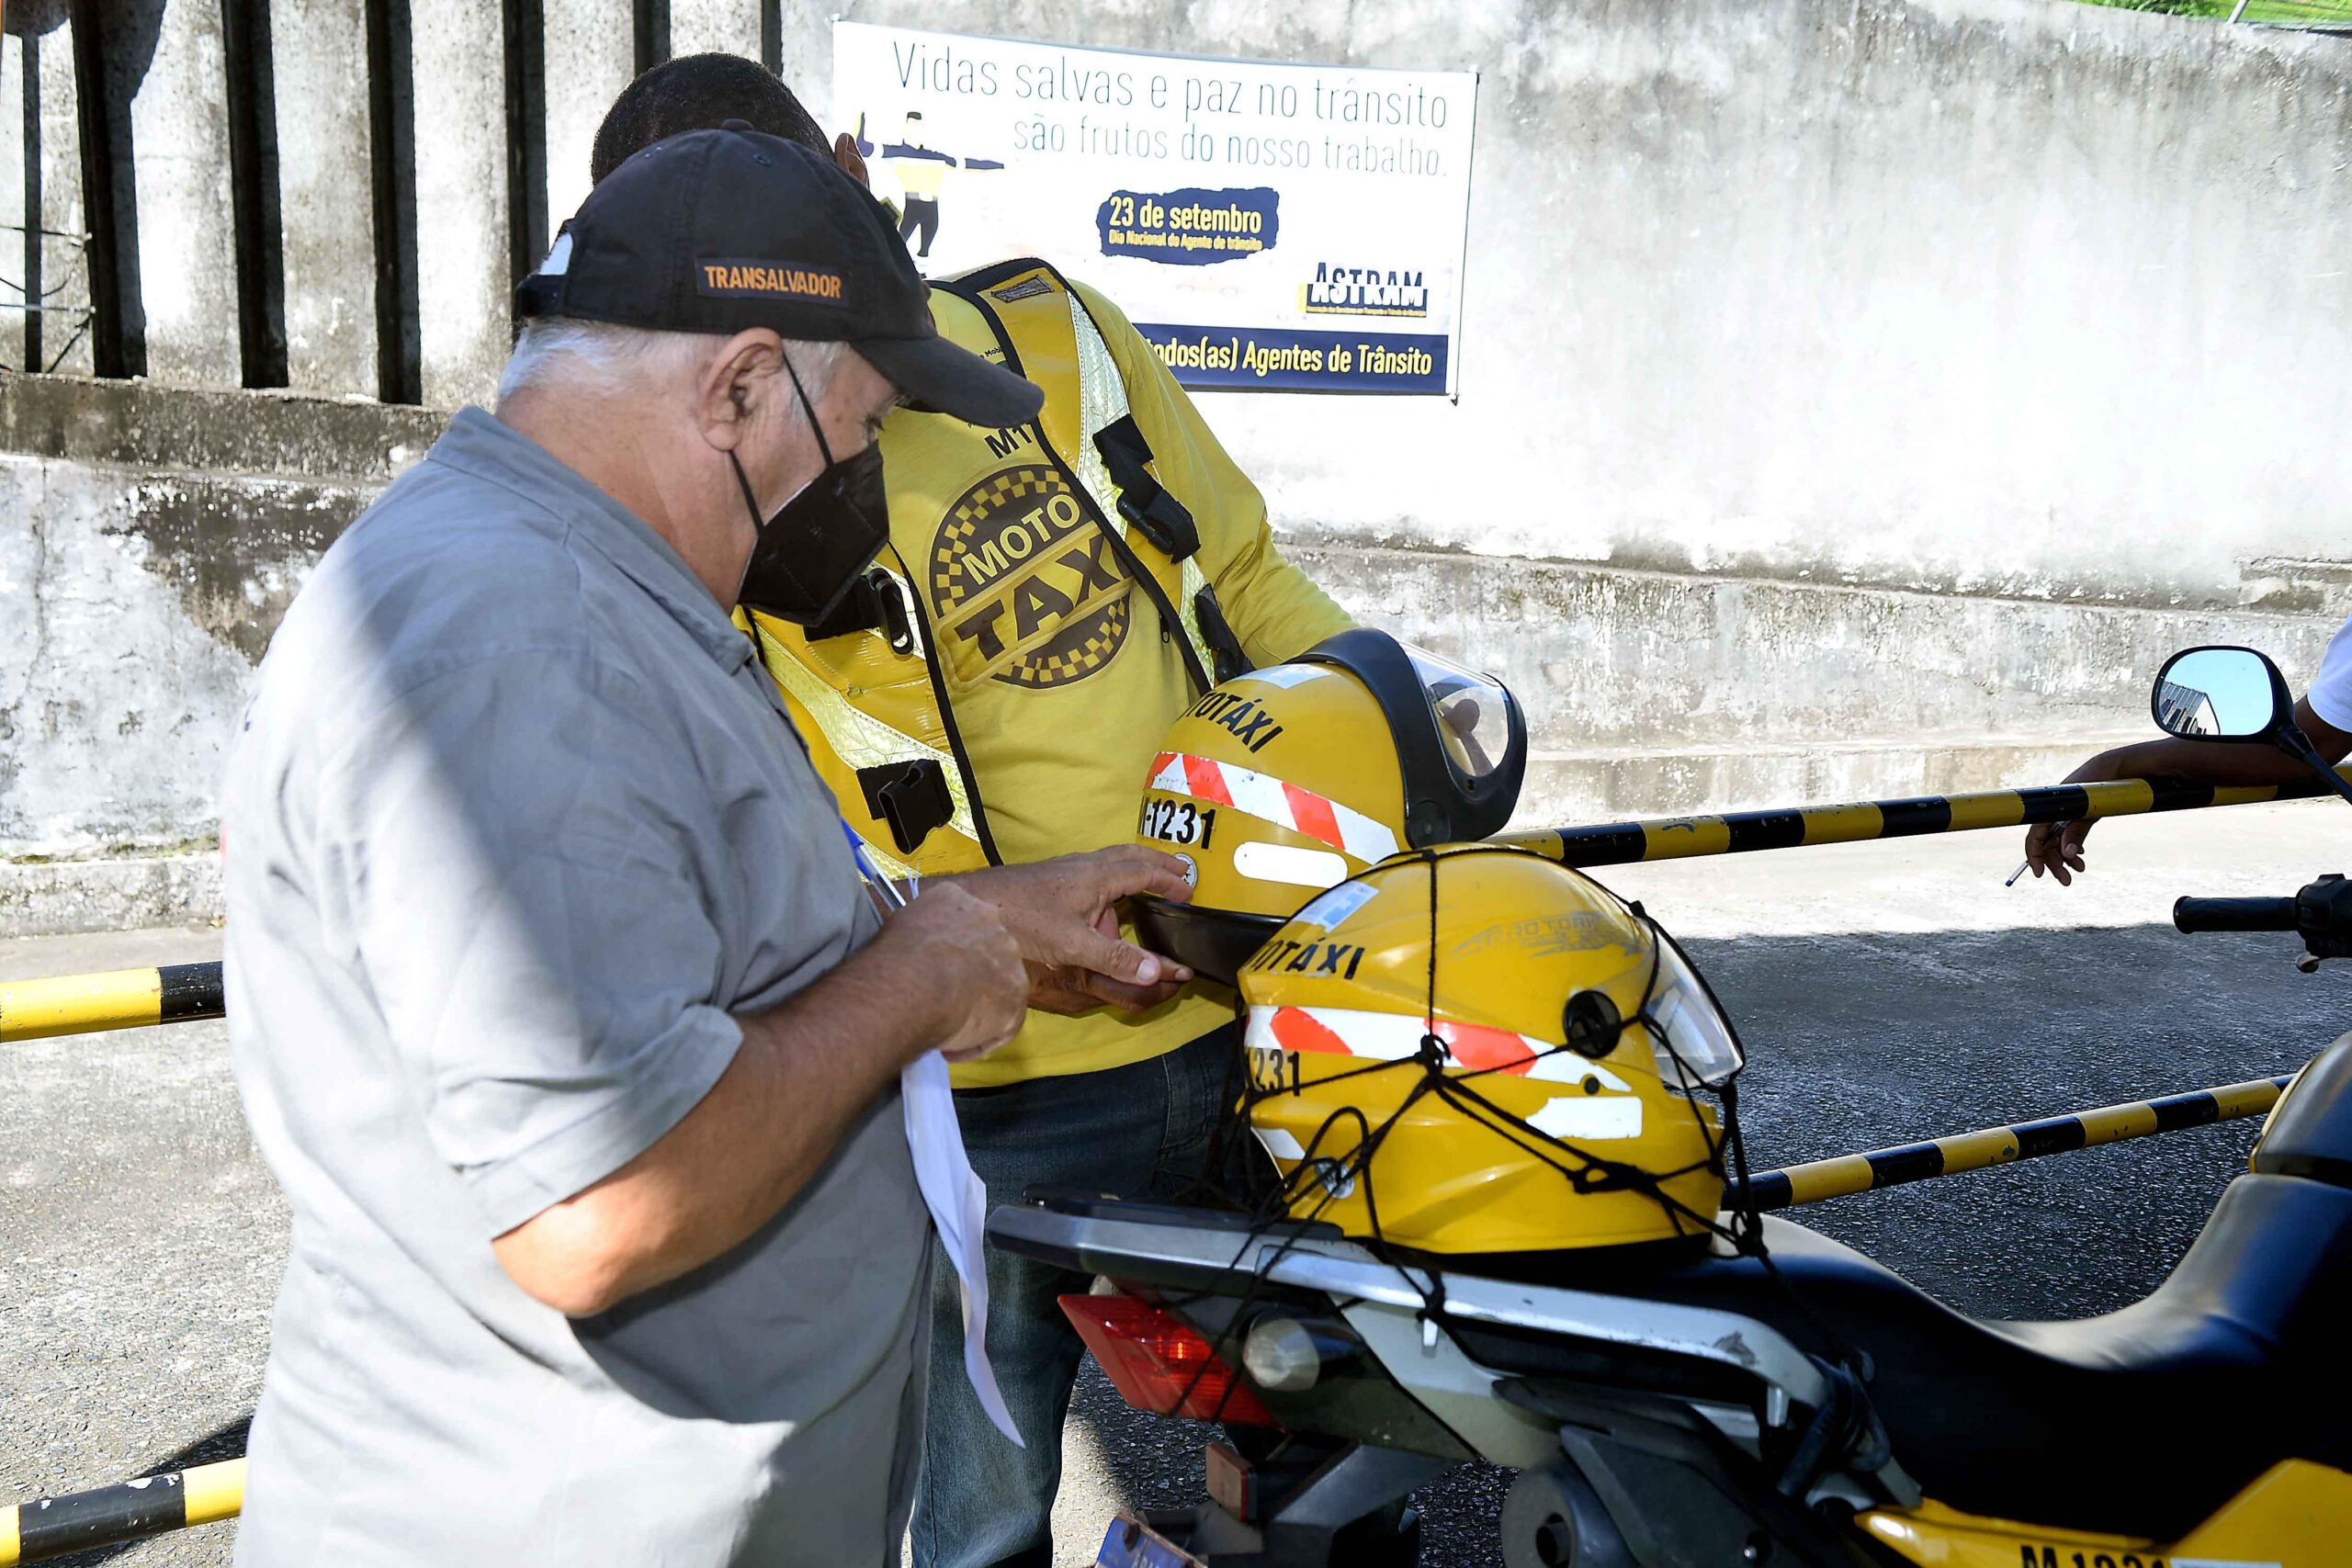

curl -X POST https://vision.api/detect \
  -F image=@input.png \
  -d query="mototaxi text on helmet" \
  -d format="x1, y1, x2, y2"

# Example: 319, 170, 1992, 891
1129, 628, 1530, 984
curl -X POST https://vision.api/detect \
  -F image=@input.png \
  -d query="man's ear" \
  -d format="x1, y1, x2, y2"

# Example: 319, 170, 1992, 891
696, 329, 784, 453
833, 130, 871, 189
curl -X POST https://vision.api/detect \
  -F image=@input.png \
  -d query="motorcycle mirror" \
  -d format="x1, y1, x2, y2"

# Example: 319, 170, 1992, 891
2152, 644, 2352, 807
2150, 646, 2291, 742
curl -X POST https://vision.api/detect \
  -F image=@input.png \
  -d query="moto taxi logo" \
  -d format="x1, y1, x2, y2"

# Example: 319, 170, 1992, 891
930, 466, 1129, 688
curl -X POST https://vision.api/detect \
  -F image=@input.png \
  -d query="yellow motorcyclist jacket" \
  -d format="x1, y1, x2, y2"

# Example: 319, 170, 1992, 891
740, 260, 1351, 1086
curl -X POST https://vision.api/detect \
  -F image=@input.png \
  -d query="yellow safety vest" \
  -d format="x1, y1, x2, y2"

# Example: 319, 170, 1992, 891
738, 259, 1351, 1085
742, 260, 1235, 881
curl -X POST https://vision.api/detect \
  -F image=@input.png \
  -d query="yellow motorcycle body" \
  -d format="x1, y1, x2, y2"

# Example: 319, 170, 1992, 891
1861, 1459, 2351, 1566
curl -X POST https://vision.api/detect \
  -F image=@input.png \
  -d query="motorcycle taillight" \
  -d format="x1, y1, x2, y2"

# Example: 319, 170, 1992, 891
1058, 1292, 1281, 1429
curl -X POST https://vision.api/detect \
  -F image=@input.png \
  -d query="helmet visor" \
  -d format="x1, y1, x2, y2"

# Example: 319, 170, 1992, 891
1407, 647, 1515, 781
1644, 937, 1744, 1090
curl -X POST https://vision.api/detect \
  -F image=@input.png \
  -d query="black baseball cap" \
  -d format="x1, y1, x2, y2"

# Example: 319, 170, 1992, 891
516, 124, 1042, 428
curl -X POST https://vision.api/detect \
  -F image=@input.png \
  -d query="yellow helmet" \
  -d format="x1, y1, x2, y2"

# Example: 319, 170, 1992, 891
1236, 847, 1736, 1257
1132, 630, 1526, 981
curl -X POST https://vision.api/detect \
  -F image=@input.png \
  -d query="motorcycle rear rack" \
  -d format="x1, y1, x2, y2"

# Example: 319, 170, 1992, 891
989, 1200, 1833, 1417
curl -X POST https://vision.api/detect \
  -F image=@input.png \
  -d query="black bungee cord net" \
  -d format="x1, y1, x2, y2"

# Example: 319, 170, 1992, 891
1157, 844, 1888, 1498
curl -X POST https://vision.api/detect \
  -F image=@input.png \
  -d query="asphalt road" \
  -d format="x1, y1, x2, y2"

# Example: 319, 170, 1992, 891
4, 799, 2346, 1566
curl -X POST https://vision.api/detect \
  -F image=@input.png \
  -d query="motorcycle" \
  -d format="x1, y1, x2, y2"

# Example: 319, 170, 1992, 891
993, 643, 2352, 1568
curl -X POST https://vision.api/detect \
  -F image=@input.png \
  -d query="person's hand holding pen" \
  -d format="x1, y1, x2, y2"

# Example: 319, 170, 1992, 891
843, 829, 1198, 1016
952, 848, 1198, 1015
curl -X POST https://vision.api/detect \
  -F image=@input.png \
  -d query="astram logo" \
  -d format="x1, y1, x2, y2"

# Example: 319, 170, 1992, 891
1299, 261, 1430, 320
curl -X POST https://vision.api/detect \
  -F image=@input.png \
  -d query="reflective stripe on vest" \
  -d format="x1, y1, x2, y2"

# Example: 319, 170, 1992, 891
1063, 290, 1220, 682
745, 603, 981, 881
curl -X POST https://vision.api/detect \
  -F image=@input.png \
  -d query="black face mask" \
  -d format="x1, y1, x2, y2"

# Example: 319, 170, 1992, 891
732, 357, 890, 626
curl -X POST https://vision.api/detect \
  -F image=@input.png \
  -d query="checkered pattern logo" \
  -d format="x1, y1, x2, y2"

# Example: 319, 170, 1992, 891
929, 465, 1130, 689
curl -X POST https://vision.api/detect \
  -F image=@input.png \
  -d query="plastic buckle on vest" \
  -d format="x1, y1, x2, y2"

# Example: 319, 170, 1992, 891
856, 759, 956, 855
1093, 416, 1200, 561
1120, 485, 1200, 562
1193, 587, 1253, 685
806, 567, 918, 656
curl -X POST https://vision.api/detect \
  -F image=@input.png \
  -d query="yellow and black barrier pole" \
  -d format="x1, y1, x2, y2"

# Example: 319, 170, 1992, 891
1498, 768, 2352, 869
0, 963, 223, 1044
7, 773, 2344, 1044
1731, 1074, 2295, 1212
0, 1458, 243, 1564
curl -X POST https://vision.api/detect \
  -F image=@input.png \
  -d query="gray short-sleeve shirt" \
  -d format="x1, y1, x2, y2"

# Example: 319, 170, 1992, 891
223, 408, 931, 1565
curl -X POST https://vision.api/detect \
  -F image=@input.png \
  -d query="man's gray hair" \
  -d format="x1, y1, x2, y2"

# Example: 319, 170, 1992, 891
497, 317, 846, 419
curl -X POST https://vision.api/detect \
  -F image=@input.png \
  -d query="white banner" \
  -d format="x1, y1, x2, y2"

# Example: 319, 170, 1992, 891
831, 22, 1477, 396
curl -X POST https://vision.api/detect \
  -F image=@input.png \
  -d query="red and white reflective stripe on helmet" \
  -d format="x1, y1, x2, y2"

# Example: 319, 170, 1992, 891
1148, 752, 1400, 863
1243, 1005, 1631, 1091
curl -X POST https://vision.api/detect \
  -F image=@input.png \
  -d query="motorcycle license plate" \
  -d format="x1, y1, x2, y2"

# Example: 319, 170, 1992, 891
1094, 1514, 1204, 1568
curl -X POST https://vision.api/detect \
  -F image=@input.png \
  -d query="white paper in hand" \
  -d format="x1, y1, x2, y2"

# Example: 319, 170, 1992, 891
900, 1047, 1022, 1446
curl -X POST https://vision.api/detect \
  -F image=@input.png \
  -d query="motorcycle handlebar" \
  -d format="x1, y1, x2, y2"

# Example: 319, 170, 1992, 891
2173, 896, 2299, 934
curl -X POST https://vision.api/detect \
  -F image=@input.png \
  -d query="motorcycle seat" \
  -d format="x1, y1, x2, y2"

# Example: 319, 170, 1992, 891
1487, 1170, 2352, 1540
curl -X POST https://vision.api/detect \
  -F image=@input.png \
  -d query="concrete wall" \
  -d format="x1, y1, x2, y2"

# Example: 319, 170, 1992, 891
0, 378, 442, 924
0, 368, 2334, 934
1314, 543, 2338, 822
781, 0, 2352, 616
3, 0, 2351, 930
12, 0, 2346, 574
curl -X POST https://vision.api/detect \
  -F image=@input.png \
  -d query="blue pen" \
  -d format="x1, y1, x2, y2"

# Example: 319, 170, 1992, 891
842, 820, 915, 911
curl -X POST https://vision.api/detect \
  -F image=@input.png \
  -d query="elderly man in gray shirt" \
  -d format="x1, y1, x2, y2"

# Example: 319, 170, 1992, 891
222, 129, 1192, 1564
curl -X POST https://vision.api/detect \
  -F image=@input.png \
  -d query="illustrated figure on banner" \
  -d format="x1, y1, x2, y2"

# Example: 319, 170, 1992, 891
856, 112, 1005, 259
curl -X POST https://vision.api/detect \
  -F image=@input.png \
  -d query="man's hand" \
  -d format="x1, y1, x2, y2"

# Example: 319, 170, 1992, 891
2025, 701, 2352, 886
1022, 908, 1179, 1016
955, 847, 1197, 1015
866, 881, 1030, 1060
2023, 750, 2126, 886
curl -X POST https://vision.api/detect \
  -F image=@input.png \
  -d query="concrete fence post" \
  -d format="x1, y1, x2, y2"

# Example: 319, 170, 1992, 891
541, 0, 633, 230
409, 0, 511, 407
2, 27, 28, 372
120, 0, 241, 386
666, 0, 761, 64
28, 0, 91, 375
774, 1, 826, 122
269, 0, 378, 396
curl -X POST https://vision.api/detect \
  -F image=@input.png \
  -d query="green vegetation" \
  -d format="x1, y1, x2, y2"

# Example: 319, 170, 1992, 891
2070, 0, 2352, 20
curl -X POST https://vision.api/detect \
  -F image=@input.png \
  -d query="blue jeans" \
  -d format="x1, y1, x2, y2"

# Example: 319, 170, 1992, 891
910, 1023, 1245, 1568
